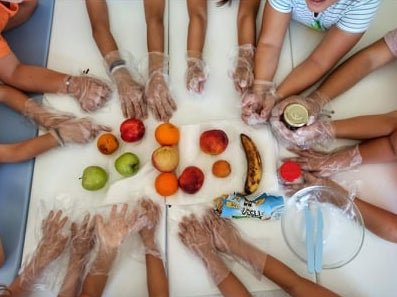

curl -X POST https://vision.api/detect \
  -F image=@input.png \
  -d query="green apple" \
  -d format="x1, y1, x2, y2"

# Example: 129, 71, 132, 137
81, 166, 108, 191
115, 152, 140, 177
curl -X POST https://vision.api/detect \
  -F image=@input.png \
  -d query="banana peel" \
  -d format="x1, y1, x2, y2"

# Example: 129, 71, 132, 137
240, 133, 262, 195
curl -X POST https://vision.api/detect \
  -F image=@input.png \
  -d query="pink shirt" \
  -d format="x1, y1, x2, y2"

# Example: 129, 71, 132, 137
384, 28, 397, 57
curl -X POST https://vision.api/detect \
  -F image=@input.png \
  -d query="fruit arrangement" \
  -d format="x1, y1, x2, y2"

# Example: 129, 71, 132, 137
240, 133, 262, 195
153, 123, 181, 196
81, 119, 144, 191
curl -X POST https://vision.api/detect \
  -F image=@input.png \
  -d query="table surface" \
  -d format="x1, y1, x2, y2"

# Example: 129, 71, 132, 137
22, 0, 397, 296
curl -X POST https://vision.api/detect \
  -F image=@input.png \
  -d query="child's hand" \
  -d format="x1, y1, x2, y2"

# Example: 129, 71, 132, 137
70, 214, 95, 260
95, 204, 137, 252
112, 67, 147, 119
287, 145, 363, 177
138, 199, 161, 247
51, 117, 111, 145
186, 56, 208, 94
232, 44, 255, 95
66, 76, 112, 112
145, 71, 177, 122
36, 210, 69, 269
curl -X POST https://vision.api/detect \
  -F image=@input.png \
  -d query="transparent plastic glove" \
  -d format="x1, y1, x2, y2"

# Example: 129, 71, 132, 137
23, 99, 75, 130
203, 210, 267, 275
104, 50, 147, 119
112, 67, 147, 119
231, 44, 255, 94
138, 199, 162, 258
270, 118, 335, 148
284, 171, 349, 198
95, 204, 138, 252
287, 145, 363, 177
20, 210, 69, 287
70, 214, 95, 260
241, 80, 278, 126
49, 118, 111, 145
178, 215, 230, 285
64, 75, 112, 112
145, 52, 177, 122
186, 52, 208, 94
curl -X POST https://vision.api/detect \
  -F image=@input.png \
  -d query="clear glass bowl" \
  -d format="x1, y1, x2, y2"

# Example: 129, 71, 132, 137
281, 185, 365, 269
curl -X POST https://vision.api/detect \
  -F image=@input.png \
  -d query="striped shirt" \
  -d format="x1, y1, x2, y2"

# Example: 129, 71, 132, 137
269, 0, 380, 33
384, 28, 397, 57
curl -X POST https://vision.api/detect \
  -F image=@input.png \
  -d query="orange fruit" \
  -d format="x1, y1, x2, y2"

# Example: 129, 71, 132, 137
212, 160, 231, 178
155, 172, 178, 196
97, 133, 119, 155
155, 123, 180, 145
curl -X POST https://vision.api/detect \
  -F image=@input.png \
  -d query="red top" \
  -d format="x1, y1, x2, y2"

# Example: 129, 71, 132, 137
279, 161, 302, 182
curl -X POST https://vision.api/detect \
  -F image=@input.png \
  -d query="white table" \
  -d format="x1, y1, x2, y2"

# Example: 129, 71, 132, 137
22, 0, 397, 296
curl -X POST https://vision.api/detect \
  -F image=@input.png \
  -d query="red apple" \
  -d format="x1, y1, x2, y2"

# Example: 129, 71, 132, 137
199, 129, 229, 155
120, 118, 145, 142
152, 146, 179, 172
178, 166, 205, 194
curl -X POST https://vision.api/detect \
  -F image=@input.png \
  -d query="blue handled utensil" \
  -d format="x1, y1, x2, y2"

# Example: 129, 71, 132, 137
304, 205, 315, 274
315, 207, 324, 273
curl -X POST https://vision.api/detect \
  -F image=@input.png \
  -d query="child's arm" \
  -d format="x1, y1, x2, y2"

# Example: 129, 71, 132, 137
276, 27, 363, 99
187, 0, 207, 56
85, 0, 118, 57
254, 2, 291, 83
143, 0, 165, 54
0, 134, 58, 163
314, 38, 396, 101
144, 254, 169, 297
4, 0, 37, 31
237, 0, 260, 46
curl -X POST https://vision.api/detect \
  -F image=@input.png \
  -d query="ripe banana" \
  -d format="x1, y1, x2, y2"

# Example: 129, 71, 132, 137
240, 133, 262, 195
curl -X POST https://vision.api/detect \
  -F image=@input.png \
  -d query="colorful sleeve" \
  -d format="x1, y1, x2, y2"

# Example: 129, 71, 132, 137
384, 28, 397, 58
269, 0, 293, 14
0, 35, 11, 58
336, 0, 380, 33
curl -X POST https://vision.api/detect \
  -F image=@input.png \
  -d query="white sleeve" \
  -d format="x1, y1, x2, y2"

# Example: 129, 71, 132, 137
269, 0, 293, 14
336, 0, 380, 33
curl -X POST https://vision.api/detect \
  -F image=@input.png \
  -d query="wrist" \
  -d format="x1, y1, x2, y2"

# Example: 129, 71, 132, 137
187, 50, 202, 59
148, 52, 168, 74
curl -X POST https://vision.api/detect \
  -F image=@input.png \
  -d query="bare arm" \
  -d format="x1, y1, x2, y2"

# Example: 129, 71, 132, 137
0, 134, 58, 163
145, 253, 169, 297
144, 0, 165, 53
277, 27, 363, 98
85, 0, 118, 57
79, 248, 117, 297
314, 38, 395, 101
254, 2, 291, 82
187, 0, 207, 57
237, 0, 260, 46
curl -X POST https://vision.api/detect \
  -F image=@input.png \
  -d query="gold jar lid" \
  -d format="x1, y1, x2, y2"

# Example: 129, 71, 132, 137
283, 103, 309, 128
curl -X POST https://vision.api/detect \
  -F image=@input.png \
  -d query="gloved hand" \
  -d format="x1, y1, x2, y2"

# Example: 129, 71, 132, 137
49, 118, 111, 145
179, 214, 230, 285
287, 145, 363, 177
64, 75, 112, 112
241, 80, 278, 126
283, 170, 349, 198
95, 204, 138, 253
23, 99, 75, 130
203, 210, 267, 275
138, 199, 162, 257
186, 52, 208, 94
270, 118, 335, 148
70, 214, 95, 260
112, 67, 147, 119
21, 210, 69, 287
104, 50, 147, 119
231, 44, 255, 94
145, 52, 177, 122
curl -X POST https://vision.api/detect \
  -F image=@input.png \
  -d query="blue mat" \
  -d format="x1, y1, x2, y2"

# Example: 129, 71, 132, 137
0, 0, 55, 284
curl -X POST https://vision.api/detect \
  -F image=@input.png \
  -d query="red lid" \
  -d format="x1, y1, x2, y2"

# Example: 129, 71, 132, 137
279, 161, 302, 182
